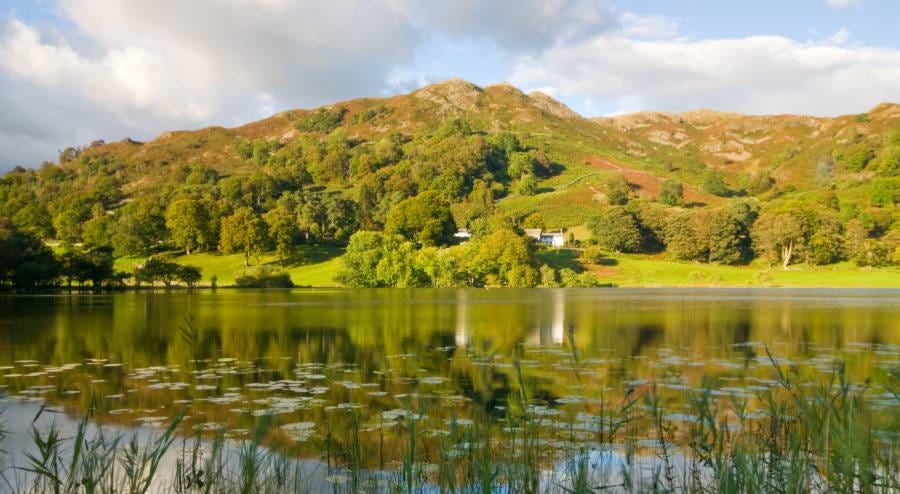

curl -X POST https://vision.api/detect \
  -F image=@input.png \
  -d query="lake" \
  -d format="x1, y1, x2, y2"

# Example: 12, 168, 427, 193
1, 288, 899, 492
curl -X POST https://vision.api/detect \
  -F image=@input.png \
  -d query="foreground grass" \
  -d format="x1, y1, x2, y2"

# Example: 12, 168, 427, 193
114, 245, 344, 287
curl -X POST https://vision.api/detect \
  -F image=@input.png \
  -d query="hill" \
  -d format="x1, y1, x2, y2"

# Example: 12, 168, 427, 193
1, 79, 898, 288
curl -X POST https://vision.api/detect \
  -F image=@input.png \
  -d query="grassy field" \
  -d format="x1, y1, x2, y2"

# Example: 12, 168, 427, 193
587, 252, 900, 288
115, 245, 344, 287
112, 243, 899, 289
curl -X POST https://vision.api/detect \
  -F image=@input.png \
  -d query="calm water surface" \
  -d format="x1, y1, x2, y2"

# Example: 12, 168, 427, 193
1, 288, 898, 488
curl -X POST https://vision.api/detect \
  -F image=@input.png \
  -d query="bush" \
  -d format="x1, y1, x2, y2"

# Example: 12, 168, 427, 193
702, 169, 730, 196
517, 174, 538, 196
658, 179, 683, 206
558, 268, 606, 287
853, 240, 892, 267
538, 264, 558, 287
873, 145, 900, 177
869, 178, 900, 207
297, 108, 345, 133
234, 266, 294, 288
581, 247, 605, 264
832, 143, 875, 172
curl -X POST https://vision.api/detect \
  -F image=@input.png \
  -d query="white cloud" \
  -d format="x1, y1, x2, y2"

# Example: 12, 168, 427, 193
823, 0, 864, 10
825, 27, 851, 46
0, 0, 422, 168
403, 0, 617, 52
510, 33, 900, 116
2, 0, 899, 171
619, 12, 680, 40
1, 0, 620, 170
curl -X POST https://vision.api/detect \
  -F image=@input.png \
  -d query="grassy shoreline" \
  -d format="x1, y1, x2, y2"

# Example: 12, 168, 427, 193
108, 247, 900, 289
599, 254, 900, 289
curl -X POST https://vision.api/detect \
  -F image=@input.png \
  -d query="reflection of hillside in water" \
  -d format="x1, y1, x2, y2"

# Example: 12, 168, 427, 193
0, 289, 898, 472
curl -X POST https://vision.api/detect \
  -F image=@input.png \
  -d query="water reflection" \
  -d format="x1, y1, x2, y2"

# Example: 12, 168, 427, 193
0, 288, 898, 479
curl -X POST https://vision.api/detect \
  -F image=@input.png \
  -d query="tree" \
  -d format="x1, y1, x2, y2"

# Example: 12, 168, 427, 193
339, 231, 386, 287
0, 218, 60, 287
219, 208, 268, 267
323, 196, 359, 243
844, 219, 869, 259
113, 199, 166, 256
751, 212, 804, 269
538, 264, 559, 287
82, 247, 115, 287
630, 201, 668, 253
53, 209, 83, 245
604, 175, 631, 205
807, 214, 843, 265
703, 169, 729, 196
264, 205, 300, 261
832, 142, 875, 172
522, 213, 546, 230
559, 269, 605, 287
339, 232, 426, 287
664, 211, 709, 261
707, 201, 758, 264
466, 228, 538, 287
134, 258, 181, 287
873, 145, 900, 177
854, 240, 892, 267
658, 179, 683, 206
177, 265, 202, 288
165, 199, 211, 254
82, 210, 113, 250
375, 236, 426, 287
517, 174, 538, 196
416, 246, 466, 287
384, 191, 456, 247
588, 207, 642, 253
870, 179, 900, 207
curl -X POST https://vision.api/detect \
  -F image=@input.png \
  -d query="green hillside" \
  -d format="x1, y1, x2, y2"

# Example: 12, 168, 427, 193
1, 79, 898, 288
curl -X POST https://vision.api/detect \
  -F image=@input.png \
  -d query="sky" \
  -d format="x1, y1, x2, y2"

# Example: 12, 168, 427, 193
1, 0, 900, 171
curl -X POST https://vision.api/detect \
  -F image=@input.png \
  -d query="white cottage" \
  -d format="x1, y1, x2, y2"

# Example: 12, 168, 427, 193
524, 228, 565, 247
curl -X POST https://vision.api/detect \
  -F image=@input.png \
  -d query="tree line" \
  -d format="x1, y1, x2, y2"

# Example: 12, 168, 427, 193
2, 111, 898, 288
586, 190, 900, 269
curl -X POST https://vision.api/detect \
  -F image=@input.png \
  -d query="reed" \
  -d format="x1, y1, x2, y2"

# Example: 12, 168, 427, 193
1, 344, 897, 493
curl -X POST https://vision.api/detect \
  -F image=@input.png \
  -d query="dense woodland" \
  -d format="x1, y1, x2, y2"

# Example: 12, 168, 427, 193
1, 81, 899, 288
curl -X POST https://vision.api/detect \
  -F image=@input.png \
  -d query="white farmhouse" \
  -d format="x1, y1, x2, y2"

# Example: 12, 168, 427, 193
524, 228, 565, 247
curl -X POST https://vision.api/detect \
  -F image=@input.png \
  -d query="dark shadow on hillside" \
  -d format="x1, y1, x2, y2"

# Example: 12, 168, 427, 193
546, 162, 565, 176
536, 248, 584, 273
264, 247, 344, 268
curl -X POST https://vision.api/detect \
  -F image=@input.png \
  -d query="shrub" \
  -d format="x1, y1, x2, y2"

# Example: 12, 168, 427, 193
581, 247, 605, 264
234, 266, 294, 288
558, 268, 606, 287
517, 174, 538, 196
658, 179, 683, 206
702, 169, 730, 196
297, 108, 345, 133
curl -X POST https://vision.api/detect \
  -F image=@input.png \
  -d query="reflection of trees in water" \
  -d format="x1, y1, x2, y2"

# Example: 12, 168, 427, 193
631, 325, 663, 357
4, 290, 899, 373
3, 289, 899, 475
